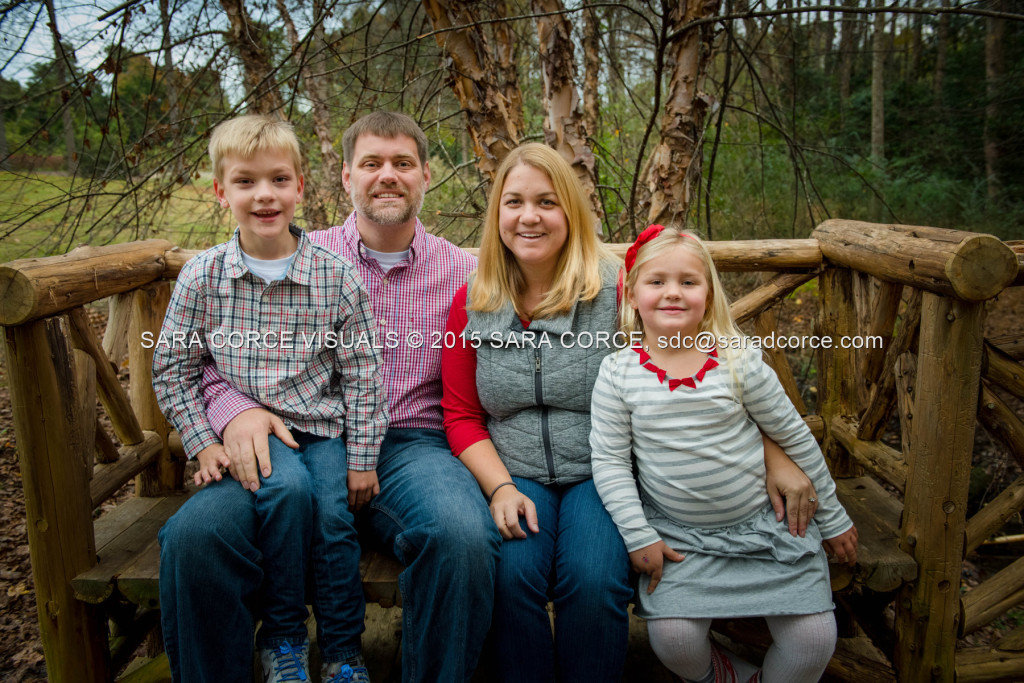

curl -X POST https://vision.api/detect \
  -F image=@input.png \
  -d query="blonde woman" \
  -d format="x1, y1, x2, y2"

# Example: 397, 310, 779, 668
441, 145, 817, 682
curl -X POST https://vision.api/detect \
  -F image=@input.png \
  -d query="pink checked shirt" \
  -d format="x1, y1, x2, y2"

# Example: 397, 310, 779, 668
204, 213, 477, 438
155, 228, 387, 469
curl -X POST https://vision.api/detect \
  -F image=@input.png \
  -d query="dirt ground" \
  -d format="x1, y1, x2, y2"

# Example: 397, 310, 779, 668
1, 287, 1023, 682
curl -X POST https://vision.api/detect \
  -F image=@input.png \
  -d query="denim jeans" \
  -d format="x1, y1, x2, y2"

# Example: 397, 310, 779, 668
367, 428, 501, 682
490, 476, 632, 683
159, 428, 498, 683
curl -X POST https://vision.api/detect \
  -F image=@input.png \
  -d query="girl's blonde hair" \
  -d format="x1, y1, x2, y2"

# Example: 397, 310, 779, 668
619, 228, 746, 371
469, 143, 612, 319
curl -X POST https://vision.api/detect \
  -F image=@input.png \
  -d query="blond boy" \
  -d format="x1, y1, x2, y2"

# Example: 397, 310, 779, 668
153, 115, 385, 683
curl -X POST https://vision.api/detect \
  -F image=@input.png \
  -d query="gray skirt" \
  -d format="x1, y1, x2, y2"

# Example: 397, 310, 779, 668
636, 504, 835, 619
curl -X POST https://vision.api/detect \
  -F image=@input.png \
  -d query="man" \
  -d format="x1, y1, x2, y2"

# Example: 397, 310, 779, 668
158, 112, 500, 683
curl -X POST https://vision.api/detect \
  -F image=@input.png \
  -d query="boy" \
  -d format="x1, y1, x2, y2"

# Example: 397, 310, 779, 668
153, 114, 386, 683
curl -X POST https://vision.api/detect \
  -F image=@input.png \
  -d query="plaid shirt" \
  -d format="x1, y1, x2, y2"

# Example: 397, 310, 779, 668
204, 212, 477, 435
153, 226, 387, 469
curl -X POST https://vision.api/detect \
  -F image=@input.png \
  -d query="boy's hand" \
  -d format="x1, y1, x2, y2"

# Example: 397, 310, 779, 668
222, 407, 298, 492
629, 540, 685, 594
194, 444, 231, 486
823, 526, 859, 566
348, 469, 380, 511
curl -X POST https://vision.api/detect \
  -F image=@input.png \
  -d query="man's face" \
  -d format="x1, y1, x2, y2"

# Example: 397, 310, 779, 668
343, 133, 430, 227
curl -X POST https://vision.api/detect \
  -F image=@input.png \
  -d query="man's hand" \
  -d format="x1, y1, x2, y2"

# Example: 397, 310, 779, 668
629, 540, 685, 594
348, 469, 380, 511
194, 443, 231, 486
222, 407, 298, 492
823, 526, 859, 566
489, 485, 540, 540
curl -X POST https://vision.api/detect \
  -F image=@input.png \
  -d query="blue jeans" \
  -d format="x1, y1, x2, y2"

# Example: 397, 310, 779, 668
490, 476, 632, 683
367, 429, 501, 682
159, 428, 498, 683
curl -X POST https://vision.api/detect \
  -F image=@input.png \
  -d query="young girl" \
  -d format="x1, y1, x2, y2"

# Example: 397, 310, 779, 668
590, 225, 859, 683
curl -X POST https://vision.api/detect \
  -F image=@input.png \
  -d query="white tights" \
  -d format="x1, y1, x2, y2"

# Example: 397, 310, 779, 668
647, 612, 837, 683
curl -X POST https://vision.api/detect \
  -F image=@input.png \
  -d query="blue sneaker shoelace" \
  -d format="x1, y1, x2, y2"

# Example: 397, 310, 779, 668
271, 641, 308, 682
325, 663, 370, 683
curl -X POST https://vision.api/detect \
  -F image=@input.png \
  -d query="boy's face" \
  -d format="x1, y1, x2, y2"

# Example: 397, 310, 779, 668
213, 150, 304, 258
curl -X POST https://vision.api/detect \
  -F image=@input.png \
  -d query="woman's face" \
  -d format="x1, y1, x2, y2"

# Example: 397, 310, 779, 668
498, 163, 569, 276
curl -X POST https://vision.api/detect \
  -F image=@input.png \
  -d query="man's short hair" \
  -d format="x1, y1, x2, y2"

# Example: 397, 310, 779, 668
342, 112, 429, 165
208, 114, 303, 181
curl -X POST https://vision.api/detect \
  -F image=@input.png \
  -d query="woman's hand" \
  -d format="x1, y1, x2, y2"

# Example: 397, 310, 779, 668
629, 540, 684, 594
490, 485, 540, 540
823, 526, 859, 566
763, 438, 818, 537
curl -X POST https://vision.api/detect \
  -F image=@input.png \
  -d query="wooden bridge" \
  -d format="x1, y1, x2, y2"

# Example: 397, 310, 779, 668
1, 220, 1022, 682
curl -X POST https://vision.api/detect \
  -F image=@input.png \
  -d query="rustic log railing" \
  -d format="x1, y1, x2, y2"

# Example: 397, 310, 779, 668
1, 221, 1021, 682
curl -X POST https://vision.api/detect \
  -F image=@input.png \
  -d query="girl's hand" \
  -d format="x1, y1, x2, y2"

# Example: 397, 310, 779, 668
490, 485, 539, 540
823, 526, 859, 566
629, 540, 685, 594
765, 454, 818, 538
194, 444, 231, 486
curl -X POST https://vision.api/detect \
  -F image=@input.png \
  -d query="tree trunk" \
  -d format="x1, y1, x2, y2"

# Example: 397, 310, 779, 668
909, 0, 924, 80
870, 0, 885, 165
421, 0, 523, 183
491, 2, 526, 141
870, 0, 886, 220
642, 0, 722, 228
159, 0, 184, 180
219, 0, 284, 114
934, 0, 950, 106
0, 104, 9, 171
984, 0, 1005, 204
532, 0, 602, 221
838, 0, 858, 120
43, 0, 76, 174
273, 0, 339, 229
582, 1, 600, 141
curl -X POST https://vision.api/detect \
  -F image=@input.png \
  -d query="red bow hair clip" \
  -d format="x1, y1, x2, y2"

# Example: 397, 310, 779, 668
624, 224, 668, 274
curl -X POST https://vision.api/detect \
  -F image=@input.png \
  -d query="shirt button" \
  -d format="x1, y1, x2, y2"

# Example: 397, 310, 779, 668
380, 320, 387, 326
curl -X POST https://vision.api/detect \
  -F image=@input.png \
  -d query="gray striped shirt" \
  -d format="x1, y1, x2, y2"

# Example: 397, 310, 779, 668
590, 346, 852, 552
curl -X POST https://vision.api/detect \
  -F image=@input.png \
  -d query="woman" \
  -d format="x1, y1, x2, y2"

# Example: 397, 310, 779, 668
441, 143, 816, 682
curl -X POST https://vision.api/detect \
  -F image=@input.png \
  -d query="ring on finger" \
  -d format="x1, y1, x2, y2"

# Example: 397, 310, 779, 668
808, 497, 817, 503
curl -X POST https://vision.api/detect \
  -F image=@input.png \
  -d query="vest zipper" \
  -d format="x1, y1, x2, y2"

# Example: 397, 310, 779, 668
534, 348, 556, 481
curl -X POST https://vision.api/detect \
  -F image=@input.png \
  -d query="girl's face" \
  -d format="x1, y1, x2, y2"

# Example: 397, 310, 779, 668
498, 163, 569, 276
628, 243, 710, 340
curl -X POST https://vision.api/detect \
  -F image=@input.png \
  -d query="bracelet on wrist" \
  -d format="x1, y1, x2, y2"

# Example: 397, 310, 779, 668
488, 481, 517, 502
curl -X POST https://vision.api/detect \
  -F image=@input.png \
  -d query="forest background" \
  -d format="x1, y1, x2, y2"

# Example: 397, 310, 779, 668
0, 0, 1022, 263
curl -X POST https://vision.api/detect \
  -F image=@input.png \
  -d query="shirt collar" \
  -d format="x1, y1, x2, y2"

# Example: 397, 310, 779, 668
224, 224, 309, 284
343, 211, 428, 267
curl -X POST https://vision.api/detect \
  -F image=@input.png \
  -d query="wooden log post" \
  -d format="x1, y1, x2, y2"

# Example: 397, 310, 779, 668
604, 238, 822, 271
895, 293, 985, 682
753, 307, 807, 415
102, 291, 134, 368
68, 306, 145, 446
0, 240, 172, 326
128, 281, 182, 496
816, 268, 859, 476
814, 220, 1017, 301
3, 319, 109, 682
895, 352, 918, 469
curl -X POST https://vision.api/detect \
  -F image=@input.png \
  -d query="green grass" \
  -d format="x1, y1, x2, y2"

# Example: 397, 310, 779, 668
0, 171, 235, 262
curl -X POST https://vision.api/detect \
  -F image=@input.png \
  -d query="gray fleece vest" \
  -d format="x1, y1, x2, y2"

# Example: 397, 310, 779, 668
465, 263, 620, 485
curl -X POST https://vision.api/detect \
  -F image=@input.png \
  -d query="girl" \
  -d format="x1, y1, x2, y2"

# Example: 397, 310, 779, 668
590, 225, 858, 683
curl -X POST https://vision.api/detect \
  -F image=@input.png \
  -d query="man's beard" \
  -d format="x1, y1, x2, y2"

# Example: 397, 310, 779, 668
353, 185, 424, 225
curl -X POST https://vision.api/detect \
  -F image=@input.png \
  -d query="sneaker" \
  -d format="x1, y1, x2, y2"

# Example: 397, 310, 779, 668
323, 656, 371, 683
260, 640, 310, 683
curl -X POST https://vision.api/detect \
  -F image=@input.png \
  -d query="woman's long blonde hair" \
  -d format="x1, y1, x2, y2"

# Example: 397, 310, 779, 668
469, 143, 611, 319
619, 228, 746, 373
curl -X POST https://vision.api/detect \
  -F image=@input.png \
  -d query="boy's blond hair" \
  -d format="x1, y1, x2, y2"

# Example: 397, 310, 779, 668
208, 115, 303, 181
470, 143, 612, 320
